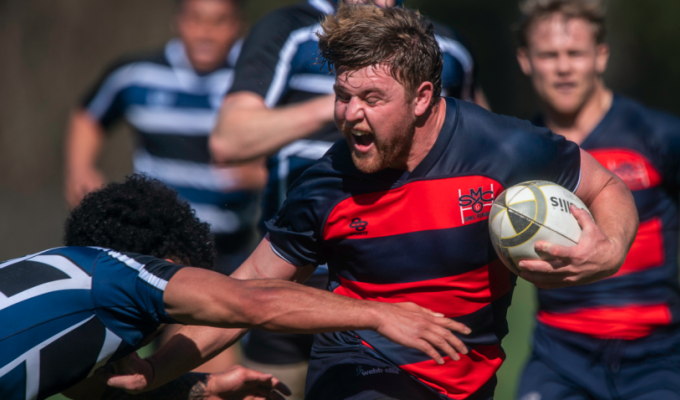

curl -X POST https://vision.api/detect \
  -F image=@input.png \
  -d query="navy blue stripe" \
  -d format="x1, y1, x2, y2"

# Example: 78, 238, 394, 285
136, 131, 210, 163
0, 362, 26, 400
120, 86, 214, 109
0, 309, 94, 366
42, 247, 99, 276
172, 186, 259, 209
327, 222, 498, 284
538, 265, 680, 313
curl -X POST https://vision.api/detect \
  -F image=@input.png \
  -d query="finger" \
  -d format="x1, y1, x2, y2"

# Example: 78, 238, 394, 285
519, 268, 578, 284
422, 330, 459, 361
106, 375, 145, 392
433, 317, 471, 336
570, 205, 595, 229
435, 325, 469, 355
414, 339, 445, 365
420, 306, 445, 318
271, 378, 292, 396
534, 240, 573, 259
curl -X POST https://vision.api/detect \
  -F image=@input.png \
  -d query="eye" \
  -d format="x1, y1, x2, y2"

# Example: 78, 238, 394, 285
336, 93, 350, 103
365, 97, 379, 105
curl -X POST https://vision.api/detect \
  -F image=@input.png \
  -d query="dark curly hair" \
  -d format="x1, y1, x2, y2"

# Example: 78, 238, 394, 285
64, 174, 215, 269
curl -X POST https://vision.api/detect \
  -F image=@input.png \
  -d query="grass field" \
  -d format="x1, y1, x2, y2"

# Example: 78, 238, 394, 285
48, 279, 538, 400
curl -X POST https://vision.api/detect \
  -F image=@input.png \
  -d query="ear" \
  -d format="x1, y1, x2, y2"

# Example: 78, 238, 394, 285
517, 47, 533, 76
595, 43, 610, 75
413, 81, 434, 117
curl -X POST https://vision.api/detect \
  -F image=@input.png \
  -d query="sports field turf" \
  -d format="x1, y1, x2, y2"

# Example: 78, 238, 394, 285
47, 279, 537, 400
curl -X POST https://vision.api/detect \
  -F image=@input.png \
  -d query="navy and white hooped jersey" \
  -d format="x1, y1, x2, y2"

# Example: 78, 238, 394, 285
266, 98, 581, 399
534, 95, 680, 358
0, 247, 183, 400
228, 0, 479, 225
82, 39, 260, 238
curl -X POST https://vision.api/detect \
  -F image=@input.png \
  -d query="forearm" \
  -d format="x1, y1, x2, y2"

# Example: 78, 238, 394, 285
145, 326, 245, 390
101, 373, 208, 400
216, 278, 382, 334
210, 93, 334, 163
586, 176, 638, 269
65, 109, 105, 172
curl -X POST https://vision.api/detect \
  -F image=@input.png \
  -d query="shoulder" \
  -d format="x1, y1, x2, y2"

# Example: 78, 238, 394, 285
249, 3, 323, 38
97, 48, 168, 78
453, 99, 575, 163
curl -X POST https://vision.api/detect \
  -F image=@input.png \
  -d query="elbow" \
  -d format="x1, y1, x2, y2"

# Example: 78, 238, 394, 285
209, 131, 250, 164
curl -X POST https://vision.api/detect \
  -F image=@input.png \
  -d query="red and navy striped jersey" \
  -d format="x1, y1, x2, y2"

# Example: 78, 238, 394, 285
534, 95, 680, 357
267, 98, 582, 399
0, 247, 183, 400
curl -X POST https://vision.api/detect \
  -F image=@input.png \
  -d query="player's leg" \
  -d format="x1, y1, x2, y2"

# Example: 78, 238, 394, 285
517, 353, 594, 400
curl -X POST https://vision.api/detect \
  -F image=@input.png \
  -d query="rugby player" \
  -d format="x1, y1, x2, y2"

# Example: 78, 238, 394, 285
208, 0, 487, 396
139, 4, 640, 399
0, 175, 471, 400
515, 1, 680, 399
64, 0, 264, 371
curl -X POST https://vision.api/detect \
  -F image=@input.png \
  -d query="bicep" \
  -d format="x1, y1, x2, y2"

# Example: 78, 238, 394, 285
230, 236, 316, 283
574, 148, 617, 207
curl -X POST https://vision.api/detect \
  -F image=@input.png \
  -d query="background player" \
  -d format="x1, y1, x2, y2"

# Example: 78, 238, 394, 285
169, 4, 637, 399
515, 0, 680, 399
0, 175, 470, 400
63, 0, 265, 371
208, 0, 487, 396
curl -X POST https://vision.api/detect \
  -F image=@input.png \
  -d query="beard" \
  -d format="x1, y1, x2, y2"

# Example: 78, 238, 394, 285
344, 117, 417, 174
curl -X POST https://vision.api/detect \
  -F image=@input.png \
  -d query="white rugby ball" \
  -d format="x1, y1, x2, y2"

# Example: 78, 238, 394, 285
489, 180, 590, 275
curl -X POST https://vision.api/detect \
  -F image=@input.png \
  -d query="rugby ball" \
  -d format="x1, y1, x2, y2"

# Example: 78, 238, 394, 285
489, 181, 590, 275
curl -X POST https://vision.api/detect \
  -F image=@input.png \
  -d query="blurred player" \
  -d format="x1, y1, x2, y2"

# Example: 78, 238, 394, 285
515, 1, 680, 399
0, 175, 468, 400
64, 0, 265, 371
208, 0, 486, 396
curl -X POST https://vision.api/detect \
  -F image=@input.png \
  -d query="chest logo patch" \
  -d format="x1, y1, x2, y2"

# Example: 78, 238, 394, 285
459, 185, 495, 224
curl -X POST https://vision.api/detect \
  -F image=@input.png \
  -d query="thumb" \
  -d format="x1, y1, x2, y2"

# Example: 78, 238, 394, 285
107, 374, 147, 392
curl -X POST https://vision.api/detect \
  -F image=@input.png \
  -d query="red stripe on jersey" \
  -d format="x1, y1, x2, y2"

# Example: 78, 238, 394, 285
323, 176, 503, 241
333, 260, 512, 318
538, 304, 672, 340
613, 217, 664, 277
588, 149, 662, 191
399, 344, 505, 399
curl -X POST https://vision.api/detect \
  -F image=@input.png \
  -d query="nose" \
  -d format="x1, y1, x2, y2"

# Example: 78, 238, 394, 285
344, 97, 365, 124
556, 53, 571, 75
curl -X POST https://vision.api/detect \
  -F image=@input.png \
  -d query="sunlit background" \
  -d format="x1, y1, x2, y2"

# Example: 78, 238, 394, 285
2, 1, 679, 399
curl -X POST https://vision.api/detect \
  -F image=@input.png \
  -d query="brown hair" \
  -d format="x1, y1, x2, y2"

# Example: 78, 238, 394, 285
515, 0, 606, 47
317, 4, 443, 105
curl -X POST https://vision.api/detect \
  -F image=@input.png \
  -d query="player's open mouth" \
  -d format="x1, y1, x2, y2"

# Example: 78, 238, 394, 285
554, 82, 577, 92
351, 129, 375, 152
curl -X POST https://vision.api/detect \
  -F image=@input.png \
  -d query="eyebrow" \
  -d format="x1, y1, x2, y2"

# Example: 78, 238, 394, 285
333, 84, 385, 96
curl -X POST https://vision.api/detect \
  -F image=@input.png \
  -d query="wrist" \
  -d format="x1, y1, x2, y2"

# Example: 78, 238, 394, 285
362, 301, 385, 332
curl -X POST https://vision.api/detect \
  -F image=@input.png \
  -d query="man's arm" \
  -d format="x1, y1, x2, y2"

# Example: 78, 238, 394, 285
64, 109, 107, 207
519, 149, 638, 288
210, 92, 335, 163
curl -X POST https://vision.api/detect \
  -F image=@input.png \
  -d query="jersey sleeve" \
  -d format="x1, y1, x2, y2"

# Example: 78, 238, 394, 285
264, 162, 337, 267
507, 123, 582, 191
93, 251, 185, 334
654, 113, 680, 190
227, 8, 304, 107
80, 57, 134, 129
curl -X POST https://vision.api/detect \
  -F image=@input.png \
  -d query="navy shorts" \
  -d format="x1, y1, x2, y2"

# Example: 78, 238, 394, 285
305, 337, 495, 400
518, 345, 680, 400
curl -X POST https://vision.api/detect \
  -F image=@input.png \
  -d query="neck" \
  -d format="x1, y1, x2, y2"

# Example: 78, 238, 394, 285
543, 80, 613, 145
398, 98, 446, 172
